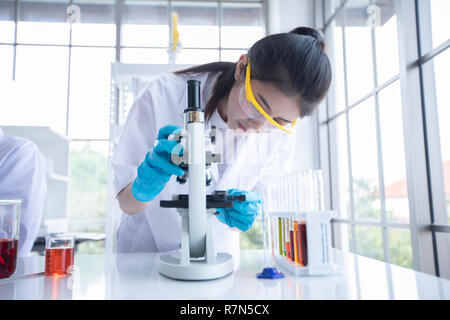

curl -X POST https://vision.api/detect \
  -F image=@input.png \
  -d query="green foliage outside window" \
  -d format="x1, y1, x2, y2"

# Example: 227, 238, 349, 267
68, 144, 107, 222
68, 143, 108, 254
352, 178, 413, 268
240, 218, 263, 250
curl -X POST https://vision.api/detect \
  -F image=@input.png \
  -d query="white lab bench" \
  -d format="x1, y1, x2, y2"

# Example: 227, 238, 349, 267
0, 249, 449, 300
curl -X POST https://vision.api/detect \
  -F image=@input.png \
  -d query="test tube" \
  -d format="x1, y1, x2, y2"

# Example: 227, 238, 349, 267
285, 176, 290, 212
298, 220, 308, 267
288, 176, 293, 212
305, 170, 324, 212
45, 235, 75, 277
284, 176, 289, 212
292, 175, 298, 212
290, 175, 296, 212
278, 217, 283, 256
297, 171, 307, 212
293, 220, 299, 264
277, 185, 281, 212
289, 219, 295, 261
278, 178, 282, 212
284, 218, 290, 260
276, 182, 280, 211
313, 170, 325, 211
295, 173, 300, 212
281, 217, 286, 258
284, 177, 288, 212
270, 217, 276, 257
271, 188, 275, 212
308, 171, 314, 211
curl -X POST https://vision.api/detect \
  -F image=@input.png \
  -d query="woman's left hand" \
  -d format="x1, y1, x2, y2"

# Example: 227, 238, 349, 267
216, 188, 261, 232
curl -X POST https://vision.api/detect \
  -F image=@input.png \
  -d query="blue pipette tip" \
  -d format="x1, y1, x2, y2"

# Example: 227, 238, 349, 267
257, 267, 285, 279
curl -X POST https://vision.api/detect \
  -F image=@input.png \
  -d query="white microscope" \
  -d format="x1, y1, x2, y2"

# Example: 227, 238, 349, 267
156, 80, 245, 281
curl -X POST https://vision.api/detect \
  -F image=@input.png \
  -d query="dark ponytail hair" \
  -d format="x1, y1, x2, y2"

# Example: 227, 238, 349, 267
174, 27, 331, 121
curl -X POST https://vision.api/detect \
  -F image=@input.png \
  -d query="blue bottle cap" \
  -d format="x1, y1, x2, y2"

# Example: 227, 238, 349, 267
257, 267, 285, 279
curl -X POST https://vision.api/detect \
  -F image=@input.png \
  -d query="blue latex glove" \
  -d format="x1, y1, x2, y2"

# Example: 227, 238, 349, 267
131, 125, 185, 202
216, 189, 261, 232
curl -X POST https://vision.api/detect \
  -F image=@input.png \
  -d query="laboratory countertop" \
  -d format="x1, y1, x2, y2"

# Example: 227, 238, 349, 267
1, 249, 449, 300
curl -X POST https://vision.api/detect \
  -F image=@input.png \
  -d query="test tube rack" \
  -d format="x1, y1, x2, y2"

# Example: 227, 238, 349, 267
268, 210, 342, 276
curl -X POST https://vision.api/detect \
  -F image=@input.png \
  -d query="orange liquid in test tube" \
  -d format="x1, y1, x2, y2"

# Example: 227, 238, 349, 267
285, 218, 292, 260
289, 219, 295, 261
284, 218, 290, 259
285, 243, 291, 260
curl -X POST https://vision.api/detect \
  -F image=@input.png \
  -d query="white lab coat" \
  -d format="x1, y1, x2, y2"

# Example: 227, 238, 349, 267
0, 127, 47, 257
111, 71, 297, 259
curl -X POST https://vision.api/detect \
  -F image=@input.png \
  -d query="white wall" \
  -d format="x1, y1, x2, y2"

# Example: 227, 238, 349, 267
267, 0, 320, 171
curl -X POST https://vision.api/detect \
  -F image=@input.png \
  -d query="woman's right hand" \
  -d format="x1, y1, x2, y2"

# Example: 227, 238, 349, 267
131, 125, 185, 202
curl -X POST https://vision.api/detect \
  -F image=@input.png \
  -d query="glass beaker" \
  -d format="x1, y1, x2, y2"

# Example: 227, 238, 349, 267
0, 200, 21, 279
45, 235, 75, 277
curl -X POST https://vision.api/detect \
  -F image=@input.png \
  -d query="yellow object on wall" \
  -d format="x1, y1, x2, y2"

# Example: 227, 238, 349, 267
172, 12, 180, 52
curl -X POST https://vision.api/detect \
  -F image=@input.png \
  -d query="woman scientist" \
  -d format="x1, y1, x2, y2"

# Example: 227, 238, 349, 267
111, 27, 332, 257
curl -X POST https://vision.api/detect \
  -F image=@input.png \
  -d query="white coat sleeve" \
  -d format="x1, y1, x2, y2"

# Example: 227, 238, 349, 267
0, 139, 46, 257
111, 88, 159, 196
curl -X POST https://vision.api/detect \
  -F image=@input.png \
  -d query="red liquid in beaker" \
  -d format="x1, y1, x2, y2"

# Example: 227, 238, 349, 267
45, 248, 74, 276
0, 239, 18, 279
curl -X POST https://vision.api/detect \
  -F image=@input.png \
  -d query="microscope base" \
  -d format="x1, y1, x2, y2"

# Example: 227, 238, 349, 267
157, 252, 234, 281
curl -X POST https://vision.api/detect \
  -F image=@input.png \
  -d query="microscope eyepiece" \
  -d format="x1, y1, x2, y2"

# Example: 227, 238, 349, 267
185, 80, 202, 112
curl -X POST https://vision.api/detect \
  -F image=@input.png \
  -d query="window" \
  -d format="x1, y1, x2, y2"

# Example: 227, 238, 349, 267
0, 0, 14, 82
319, 0, 450, 278
221, 2, 264, 49
0, 45, 14, 82
121, 0, 169, 63
0, 0, 266, 254
0, 0, 15, 43
322, 0, 408, 264
173, 1, 219, 48
68, 47, 116, 140
17, 0, 70, 45
422, 49, 450, 224
71, 0, 116, 46
428, 0, 450, 49
378, 81, 409, 224
14, 45, 69, 134
343, 0, 374, 106
417, 0, 450, 277
431, 51, 450, 221
120, 0, 265, 64
348, 98, 379, 222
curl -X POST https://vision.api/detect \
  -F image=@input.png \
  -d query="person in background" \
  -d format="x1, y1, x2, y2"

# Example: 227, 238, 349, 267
0, 127, 47, 256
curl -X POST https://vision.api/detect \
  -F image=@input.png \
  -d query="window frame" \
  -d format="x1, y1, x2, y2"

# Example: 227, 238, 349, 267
1, 0, 267, 239
2, 0, 267, 135
317, 0, 450, 278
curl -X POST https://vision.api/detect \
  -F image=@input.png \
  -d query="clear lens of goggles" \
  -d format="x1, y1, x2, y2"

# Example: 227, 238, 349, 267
238, 85, 296, 131
238, 86, 267, 123
238, 86, 283, 131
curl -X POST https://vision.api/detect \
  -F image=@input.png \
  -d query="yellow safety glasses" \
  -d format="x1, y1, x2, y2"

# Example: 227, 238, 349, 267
244, 61, 298, 134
